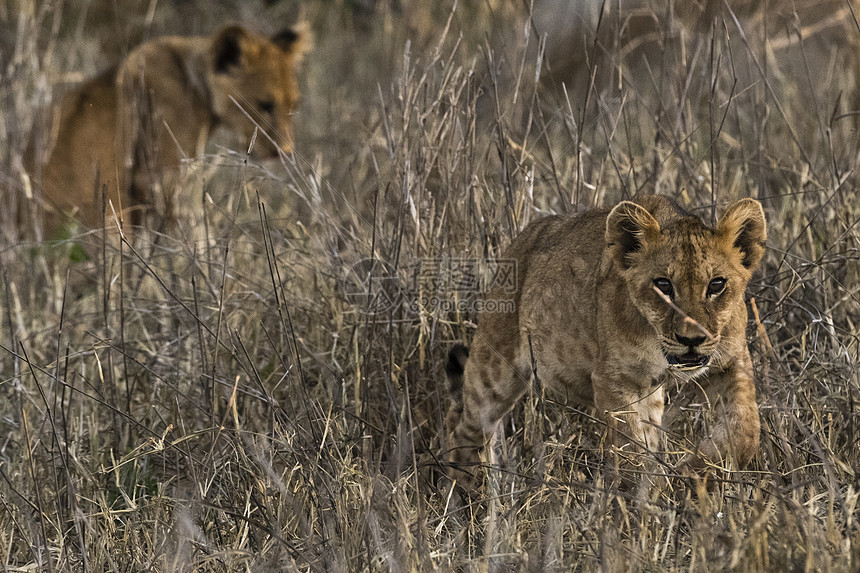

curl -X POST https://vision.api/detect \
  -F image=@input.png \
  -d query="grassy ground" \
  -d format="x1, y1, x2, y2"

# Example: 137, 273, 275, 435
1, 0, 858, 570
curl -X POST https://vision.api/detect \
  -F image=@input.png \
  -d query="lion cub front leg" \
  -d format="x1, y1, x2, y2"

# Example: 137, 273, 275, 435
592, 374, 666, 485
444, 342, 529, 488
681, 357, 761, 473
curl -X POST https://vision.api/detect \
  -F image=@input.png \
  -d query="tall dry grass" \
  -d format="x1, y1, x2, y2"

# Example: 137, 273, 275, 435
0, 0, 858, 570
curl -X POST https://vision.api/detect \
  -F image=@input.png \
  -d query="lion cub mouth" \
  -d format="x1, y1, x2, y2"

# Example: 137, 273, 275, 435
665, 352, 711, 371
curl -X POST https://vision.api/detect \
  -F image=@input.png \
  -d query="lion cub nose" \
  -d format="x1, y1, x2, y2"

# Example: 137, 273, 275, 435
675, 334, 706, 348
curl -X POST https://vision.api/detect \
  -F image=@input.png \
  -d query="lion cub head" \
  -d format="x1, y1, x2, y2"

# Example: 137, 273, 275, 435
606, 197, 767, 374
207, 25, 310, 157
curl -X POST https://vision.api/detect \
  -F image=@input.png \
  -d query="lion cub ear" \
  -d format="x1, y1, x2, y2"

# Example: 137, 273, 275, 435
272, 22, 312, 65
605, 201, 662, 269
716, 198, 767, 270
212, 26, 250, 73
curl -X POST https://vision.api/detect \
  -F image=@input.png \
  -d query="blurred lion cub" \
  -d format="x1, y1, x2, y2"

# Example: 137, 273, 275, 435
27, 24, 309, 239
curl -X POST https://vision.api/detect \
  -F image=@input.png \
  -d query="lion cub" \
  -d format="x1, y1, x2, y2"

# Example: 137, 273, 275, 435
445, 195, 766, 486
27, 25, 309, 239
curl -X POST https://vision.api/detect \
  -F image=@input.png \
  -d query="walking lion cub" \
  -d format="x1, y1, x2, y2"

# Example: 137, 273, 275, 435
27, 24, 309, 239
445, 195, 766, 486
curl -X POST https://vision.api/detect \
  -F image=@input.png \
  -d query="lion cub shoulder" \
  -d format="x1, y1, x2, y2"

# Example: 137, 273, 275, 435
26, 24, 309, 239
445, 195, 766, 486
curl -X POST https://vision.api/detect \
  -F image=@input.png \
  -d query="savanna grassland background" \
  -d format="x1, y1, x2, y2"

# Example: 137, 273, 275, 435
0, 0, 858, 570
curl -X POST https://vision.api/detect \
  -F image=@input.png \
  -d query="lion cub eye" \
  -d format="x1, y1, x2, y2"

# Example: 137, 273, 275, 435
257, 99, 275, 114
653, 278, 674, 298
707, 277, 727, 296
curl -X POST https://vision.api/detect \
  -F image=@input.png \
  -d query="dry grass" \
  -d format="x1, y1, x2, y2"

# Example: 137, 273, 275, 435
0, 0, 858, 571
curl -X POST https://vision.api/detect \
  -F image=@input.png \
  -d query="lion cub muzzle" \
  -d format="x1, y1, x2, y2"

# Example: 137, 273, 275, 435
665, 350, 710, 371
664, 333, 712, 372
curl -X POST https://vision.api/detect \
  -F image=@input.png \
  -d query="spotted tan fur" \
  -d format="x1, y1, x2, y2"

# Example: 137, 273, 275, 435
445, 195, 767, 487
